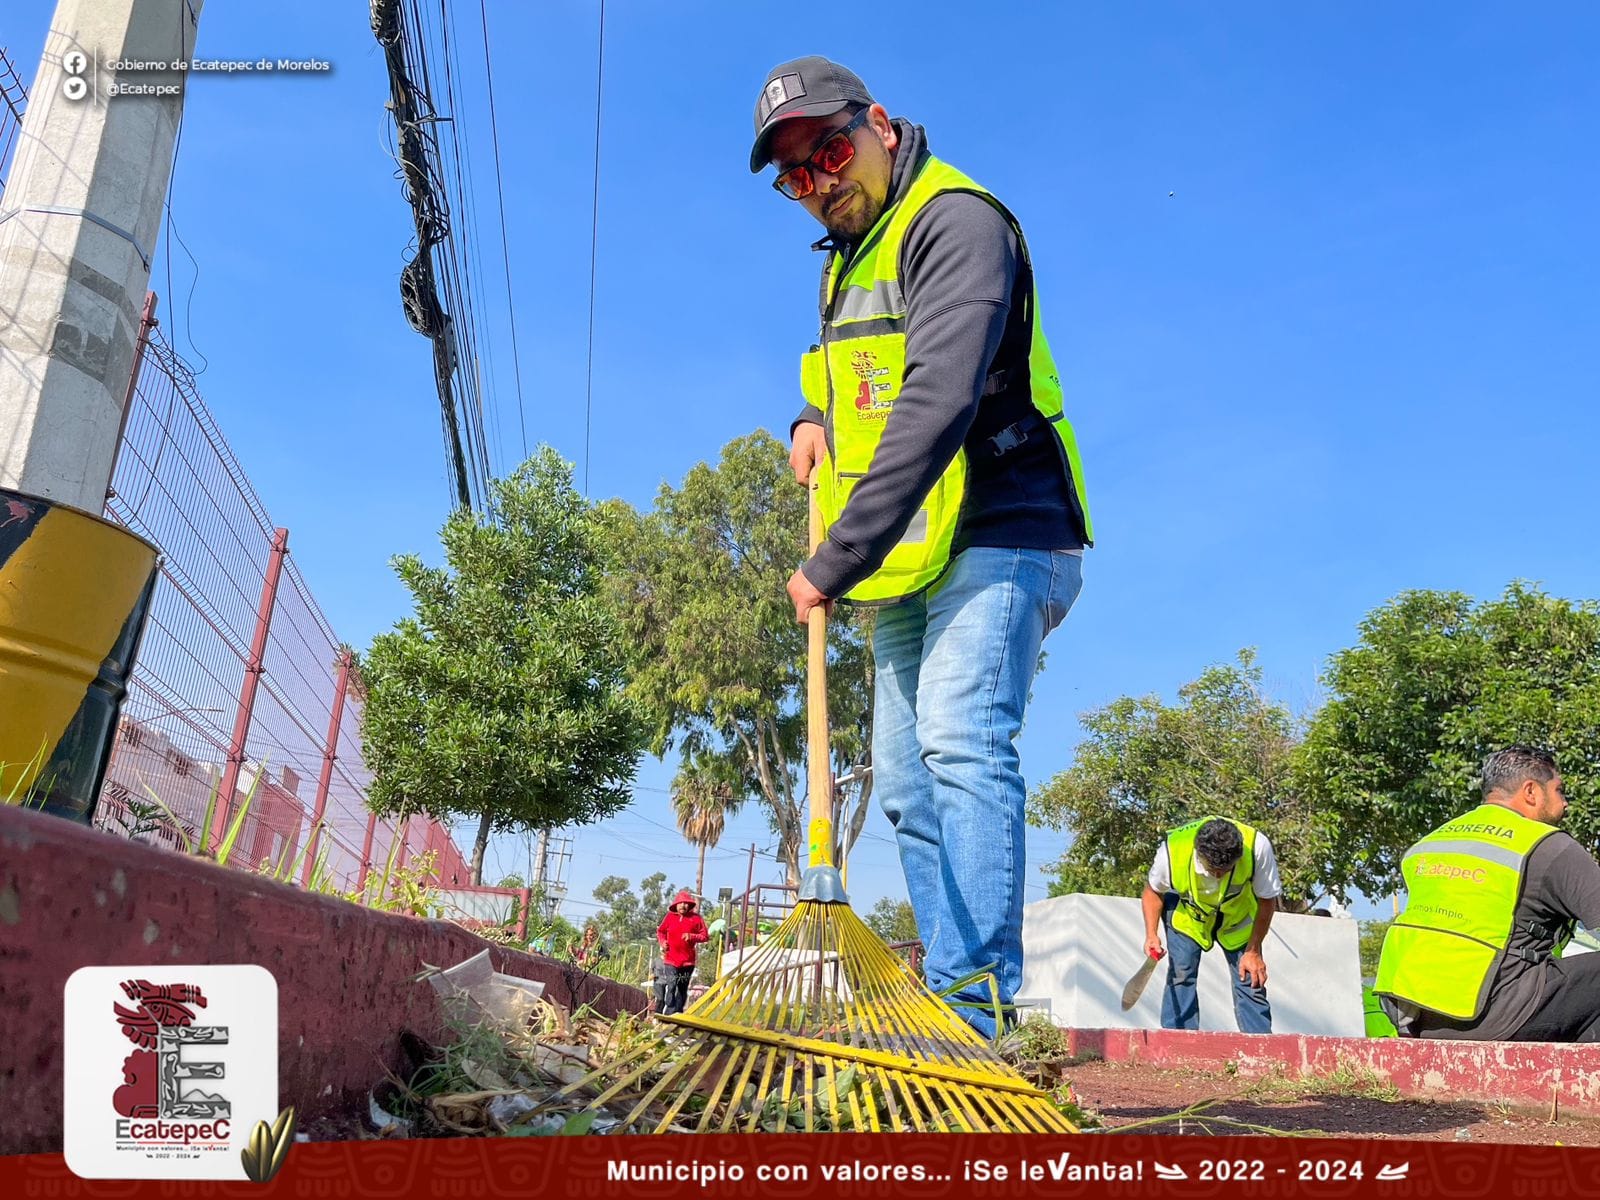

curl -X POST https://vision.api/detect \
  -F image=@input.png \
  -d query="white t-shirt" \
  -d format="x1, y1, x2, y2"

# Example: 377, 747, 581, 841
1148, 831, 1282, 900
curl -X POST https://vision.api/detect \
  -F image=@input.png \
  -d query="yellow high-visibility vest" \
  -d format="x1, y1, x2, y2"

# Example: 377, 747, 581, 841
801, 155, 1093, 604
1376, 804, 1565, 1021
1166, 817, 1261, 952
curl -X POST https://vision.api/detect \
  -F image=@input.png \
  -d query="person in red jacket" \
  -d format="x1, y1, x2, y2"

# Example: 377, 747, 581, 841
656, 890, 710, 1016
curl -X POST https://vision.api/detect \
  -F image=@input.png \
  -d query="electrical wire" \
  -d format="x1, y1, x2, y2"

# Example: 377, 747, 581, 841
158, 2, 205, 377
582, 0, 606, 495
433, 1, 494, 492
478, 0, 528, 462
425, 0, 492, 501
373, 0, 493, 511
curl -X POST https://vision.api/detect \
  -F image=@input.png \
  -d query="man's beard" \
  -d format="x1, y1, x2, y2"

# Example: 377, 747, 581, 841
821, 184, 877, 240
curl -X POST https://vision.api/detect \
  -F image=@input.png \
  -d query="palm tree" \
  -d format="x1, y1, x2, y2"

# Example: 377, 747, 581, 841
671, 757, 736, 898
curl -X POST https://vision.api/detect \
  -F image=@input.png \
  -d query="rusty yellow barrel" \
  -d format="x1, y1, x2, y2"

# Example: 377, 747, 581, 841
0, 487, 158, 822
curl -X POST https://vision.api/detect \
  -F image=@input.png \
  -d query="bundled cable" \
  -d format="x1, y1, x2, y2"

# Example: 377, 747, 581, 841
372, 0, 490, 512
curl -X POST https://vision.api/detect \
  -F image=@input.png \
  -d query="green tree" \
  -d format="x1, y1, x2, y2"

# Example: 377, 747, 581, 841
600, 432, 874, 888
359, 448, 647, 883
1028, 651, 1328, 904
863, 896, 920, 944
1296, 582, 1600, 898
593, 871, 678, 947
1358, 918, 1392, 981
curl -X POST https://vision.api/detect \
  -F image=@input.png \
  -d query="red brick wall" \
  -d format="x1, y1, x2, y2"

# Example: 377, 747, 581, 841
0, 804, 645, 1154
1066, 1026, 1600, 1116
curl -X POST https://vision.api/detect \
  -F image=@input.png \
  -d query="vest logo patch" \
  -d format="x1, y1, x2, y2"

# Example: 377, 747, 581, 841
1411, 856, 1488, 884
850, 349, 893, 420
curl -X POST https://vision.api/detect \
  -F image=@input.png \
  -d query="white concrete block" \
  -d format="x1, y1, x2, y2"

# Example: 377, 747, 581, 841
1021, 893, 1364, 1037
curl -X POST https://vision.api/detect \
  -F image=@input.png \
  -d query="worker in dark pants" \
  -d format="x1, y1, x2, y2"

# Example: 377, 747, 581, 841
649, 957, 675, 1016
656, 890, 709, 1016
1140, 816, 1280, 1032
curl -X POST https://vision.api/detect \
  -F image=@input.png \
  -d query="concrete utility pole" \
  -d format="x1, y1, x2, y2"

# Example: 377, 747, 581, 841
530, 826, 551, 921
0, 0, 205, 512
531, 826, 550, 889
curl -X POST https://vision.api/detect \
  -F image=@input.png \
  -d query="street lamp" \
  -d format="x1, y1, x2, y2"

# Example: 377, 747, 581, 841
835, 764, 872, 789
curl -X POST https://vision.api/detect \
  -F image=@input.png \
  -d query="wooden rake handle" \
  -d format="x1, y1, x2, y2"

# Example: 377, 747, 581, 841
806, 475, 834, 869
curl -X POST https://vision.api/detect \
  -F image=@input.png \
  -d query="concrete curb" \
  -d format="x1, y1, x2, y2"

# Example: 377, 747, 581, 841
0, 805, 647, 1154
1067, 1027, 1600, 1115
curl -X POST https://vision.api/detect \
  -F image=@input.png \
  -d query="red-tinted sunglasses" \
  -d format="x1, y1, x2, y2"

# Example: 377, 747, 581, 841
772, 109, 871, 200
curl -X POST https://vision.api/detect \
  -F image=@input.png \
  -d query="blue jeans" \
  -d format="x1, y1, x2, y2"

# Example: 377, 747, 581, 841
1160, 893, 1273, 1033
873, 547, 1083, 1039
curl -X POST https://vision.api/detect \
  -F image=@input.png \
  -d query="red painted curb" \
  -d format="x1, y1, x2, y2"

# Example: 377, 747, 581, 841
0, 805, 647, 1154
1067, 1027, 1600, 1115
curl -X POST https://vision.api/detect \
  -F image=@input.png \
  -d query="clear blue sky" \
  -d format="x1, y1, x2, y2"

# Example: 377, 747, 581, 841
7, 2, 1599, 928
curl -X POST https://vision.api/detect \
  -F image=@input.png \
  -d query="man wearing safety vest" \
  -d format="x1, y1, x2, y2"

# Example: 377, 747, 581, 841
750, 57, 1092, 1037
1141, 817, 1281, 1032
1376, 746, 1600, 1041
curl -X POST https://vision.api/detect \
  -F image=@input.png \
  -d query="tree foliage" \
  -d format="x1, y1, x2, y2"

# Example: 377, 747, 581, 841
592, 871, 678, 947
359, 448, 647, 882
600, 432, 875, 887
1357, 918, 1392, 981
863, 896, 920, 945
1296, 582, 1600, 897
1028, 651, 1327, 904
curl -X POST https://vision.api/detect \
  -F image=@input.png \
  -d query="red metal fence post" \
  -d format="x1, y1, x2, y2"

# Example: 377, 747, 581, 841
301, 648, 352, 886
212, 527, 288, 853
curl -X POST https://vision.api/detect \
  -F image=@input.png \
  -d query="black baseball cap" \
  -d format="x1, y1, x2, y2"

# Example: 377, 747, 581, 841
749, 56, 875, 173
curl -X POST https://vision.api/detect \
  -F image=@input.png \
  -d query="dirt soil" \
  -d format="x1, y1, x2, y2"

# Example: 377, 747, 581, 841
1069, 1059, 1600, 1146
305, 1062, 1600, 1146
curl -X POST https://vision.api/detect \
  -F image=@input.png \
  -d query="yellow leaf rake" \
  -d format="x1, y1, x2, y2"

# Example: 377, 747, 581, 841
538, 479, 1075, 1134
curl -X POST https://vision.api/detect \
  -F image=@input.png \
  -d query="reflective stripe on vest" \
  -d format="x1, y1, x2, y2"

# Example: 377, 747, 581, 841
1374, 804, 1560, 1021
1166, 817, 1260, 953
799, 155, 1094, 604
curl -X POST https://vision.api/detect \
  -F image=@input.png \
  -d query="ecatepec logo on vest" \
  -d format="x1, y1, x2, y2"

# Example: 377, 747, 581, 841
850, 349, 892, 419
64, 964, 278, 1180
1411, 855, 1489, 884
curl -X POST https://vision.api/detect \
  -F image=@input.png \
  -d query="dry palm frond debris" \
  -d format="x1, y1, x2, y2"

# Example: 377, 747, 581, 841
381, 972, 1086, 1137
527, 902, 1079, 1134
374, 989, 668, 1137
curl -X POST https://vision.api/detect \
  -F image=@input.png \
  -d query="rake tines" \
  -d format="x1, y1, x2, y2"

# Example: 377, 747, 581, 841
536, 897, 1077, 1134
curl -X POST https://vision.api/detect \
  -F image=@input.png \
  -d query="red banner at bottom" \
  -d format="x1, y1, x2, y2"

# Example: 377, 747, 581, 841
6, 1133, 1596, 1196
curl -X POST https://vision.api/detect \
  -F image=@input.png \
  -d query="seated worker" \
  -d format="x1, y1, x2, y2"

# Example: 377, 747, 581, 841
1140, 816, 1280, 1032
1377, 746, 1600, 1041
